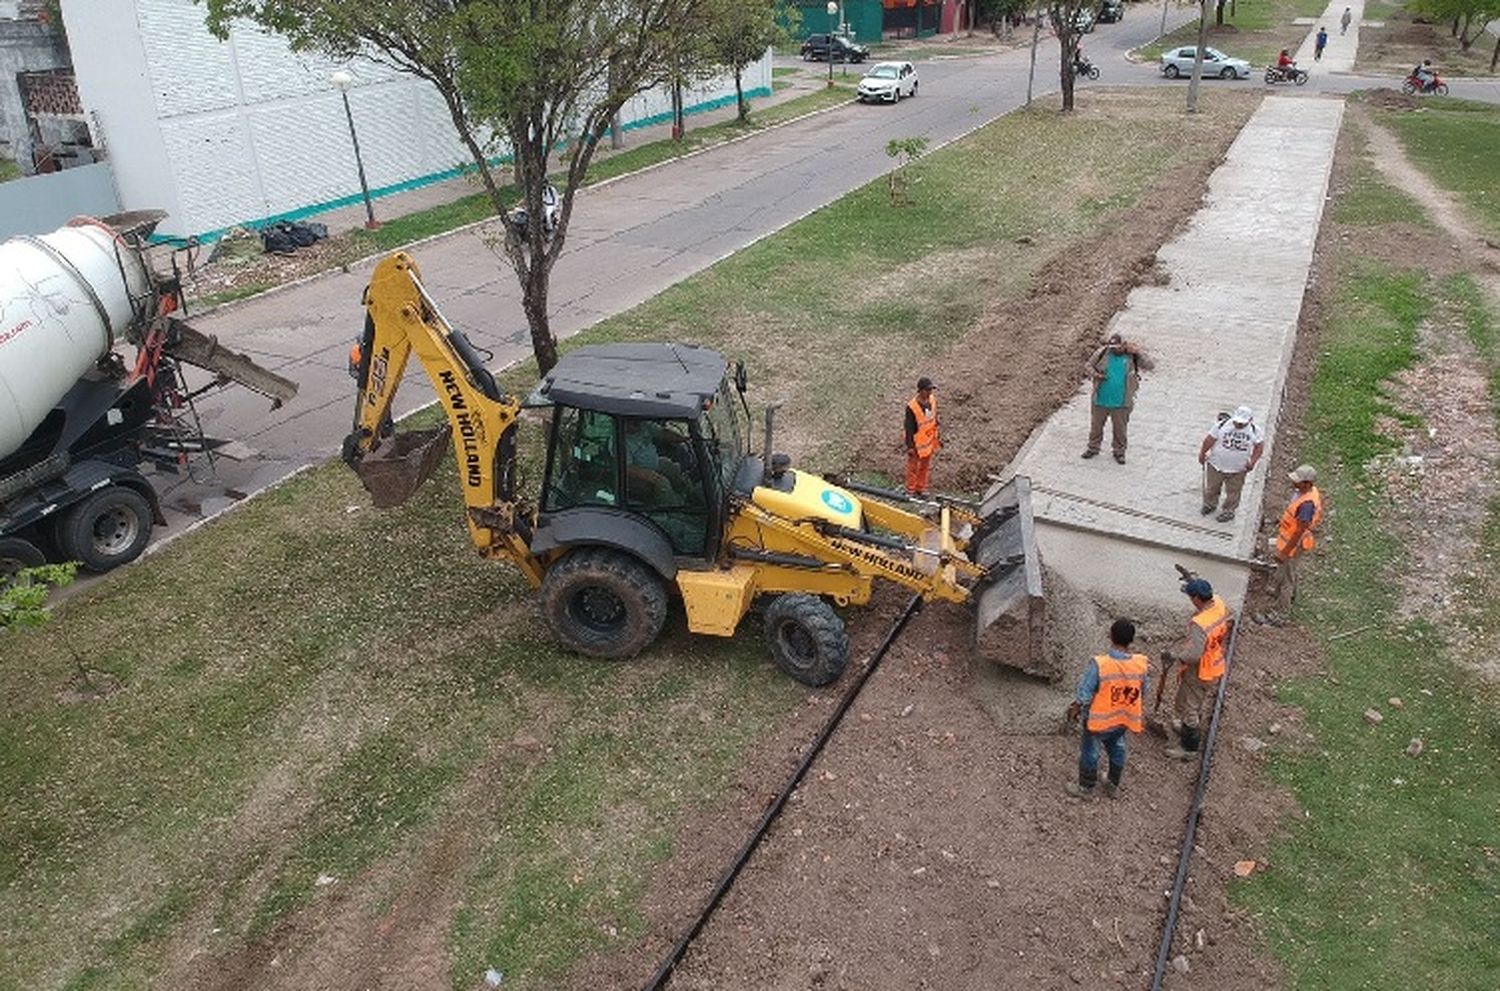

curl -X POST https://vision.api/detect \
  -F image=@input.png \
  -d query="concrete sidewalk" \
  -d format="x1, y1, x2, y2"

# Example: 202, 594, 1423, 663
1003, 96, 1346, 613
1295, 0, 1363, 73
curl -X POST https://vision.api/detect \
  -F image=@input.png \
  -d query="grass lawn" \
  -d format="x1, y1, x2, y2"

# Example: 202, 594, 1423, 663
1233, 111, 1500, 991
1135, 0, 1331, 66
1379, 100, 1500, 239
0, 157, 20, 183
0, 88, 1259, 991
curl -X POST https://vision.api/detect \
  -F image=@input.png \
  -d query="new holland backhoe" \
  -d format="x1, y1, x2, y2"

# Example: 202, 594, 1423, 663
342, 253, 1042, 685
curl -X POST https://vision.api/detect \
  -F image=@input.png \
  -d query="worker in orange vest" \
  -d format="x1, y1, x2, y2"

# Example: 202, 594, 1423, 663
1164, 577, 1233, 760
1265, 464, 1324, 614
1065, 617, 1150, 799
903, 376, 940, 497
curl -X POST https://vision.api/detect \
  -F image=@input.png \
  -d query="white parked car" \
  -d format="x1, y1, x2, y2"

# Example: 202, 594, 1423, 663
857, 61, 918, 103
1159, 46, 1251, 80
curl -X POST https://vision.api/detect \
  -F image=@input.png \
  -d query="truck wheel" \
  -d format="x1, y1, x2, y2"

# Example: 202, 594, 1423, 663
57, 486, 153, 573
540, 547, 667, 659
0, 537, 46, 584
764, 594, 848, 687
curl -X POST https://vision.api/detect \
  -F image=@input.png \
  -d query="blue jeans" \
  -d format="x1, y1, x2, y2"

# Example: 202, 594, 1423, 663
1079, 726, 1128, 788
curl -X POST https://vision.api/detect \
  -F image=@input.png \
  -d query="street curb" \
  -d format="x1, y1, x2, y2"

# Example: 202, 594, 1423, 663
188, 92, 859, 322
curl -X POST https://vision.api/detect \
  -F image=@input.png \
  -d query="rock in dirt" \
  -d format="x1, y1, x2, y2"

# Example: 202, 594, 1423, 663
1388, 696, 1404, 709
1172, 954, 1191, 974
1195, 928, 1206, 950
1363, 708, 1384, 725
1069, 968, 1084, 984
1406, 737, 1425, 757
1268, 721, 1283, 735
1240, 736, 1267, 754
1232, 860, 1257, 878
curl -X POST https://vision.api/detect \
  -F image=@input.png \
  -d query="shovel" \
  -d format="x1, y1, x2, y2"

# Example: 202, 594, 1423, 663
1146, 652, 1176, 739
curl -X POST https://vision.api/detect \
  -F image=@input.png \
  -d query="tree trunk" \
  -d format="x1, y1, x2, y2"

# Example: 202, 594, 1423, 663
610, 114, 623, 150
521, 258, 558, 375
1025, 3, 1042, 107
735, 67, 747, 122
1216, 0, 1225, 27
1492, 30, 1500, 72
1186, 0, 1211, 114
1451, 16, 1459, 37
1059, 27, 1076, 111
1458, 13, 1474, 49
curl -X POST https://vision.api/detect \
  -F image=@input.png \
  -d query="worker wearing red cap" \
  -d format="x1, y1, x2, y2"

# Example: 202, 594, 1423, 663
1164, 577, 1232, 760
904, 376, 940, 497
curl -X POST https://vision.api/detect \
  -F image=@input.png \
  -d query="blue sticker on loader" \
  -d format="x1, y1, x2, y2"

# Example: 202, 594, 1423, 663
821, 489, 854, 514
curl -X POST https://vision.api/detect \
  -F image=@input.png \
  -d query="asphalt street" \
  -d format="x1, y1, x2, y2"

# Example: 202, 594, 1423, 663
143, 10, 1498, 551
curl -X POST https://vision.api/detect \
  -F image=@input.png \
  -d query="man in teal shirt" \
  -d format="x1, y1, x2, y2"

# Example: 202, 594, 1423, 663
1081, 333, 1153, 465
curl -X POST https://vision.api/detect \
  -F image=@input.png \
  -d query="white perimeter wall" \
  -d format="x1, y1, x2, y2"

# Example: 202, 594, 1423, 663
64, 0, 771, 241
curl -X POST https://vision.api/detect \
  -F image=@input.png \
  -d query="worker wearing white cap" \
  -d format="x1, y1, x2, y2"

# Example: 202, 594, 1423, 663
1197, 405, 1265, 522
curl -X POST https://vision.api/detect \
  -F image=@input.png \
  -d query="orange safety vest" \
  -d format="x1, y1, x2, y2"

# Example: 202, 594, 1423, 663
907, 396, 939, 459
1189, 595, 1231, 682
1277, 486, 1323, 558
1087, 652, 1149, 733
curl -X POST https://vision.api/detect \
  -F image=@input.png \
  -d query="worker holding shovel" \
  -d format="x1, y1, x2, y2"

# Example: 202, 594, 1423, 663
1159, 578, 1232, 760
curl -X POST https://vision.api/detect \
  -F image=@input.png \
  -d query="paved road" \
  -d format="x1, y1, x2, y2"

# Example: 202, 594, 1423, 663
148, 12, 1195, 539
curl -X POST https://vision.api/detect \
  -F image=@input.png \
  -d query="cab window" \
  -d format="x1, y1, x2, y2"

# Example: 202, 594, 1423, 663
544, 406, 618, 509
622, 417, 708, 555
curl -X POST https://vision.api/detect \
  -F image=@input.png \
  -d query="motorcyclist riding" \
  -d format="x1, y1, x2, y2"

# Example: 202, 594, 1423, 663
1412, 59, 1434, 91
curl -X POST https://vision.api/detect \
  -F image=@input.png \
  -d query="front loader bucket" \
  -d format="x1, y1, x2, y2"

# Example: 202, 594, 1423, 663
969, 476, 1046, 675
353, 425, 452, 508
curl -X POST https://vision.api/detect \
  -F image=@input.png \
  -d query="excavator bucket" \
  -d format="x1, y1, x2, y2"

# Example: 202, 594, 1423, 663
352, 425, 452, 508
968, 476, 1046, 674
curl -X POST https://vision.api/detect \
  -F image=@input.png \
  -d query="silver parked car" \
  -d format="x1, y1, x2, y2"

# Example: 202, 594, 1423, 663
857, 61, 918, 103
1159, 46, 1251, 80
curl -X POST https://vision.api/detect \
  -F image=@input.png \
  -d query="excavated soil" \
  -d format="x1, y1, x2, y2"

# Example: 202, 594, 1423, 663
563, 104, 1313, 991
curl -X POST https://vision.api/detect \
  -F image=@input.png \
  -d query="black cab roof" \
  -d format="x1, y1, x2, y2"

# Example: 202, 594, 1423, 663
533, 343, 728, 419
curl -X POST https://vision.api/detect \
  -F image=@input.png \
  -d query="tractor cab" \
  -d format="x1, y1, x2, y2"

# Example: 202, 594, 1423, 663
530, 343, 752, 563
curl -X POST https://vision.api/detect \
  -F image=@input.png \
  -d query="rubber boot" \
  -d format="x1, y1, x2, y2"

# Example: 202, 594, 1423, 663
1165, 725, 1201, 761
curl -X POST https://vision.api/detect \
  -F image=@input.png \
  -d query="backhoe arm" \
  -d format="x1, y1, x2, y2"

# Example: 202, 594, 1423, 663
343, 253, 544, 585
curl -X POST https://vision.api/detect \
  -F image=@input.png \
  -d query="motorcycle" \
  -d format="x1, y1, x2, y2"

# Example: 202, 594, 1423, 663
1072, 57, 1100, 81
1401, 73, 1449, 96
1264, 63, 1309, 86
510, 182, 560, 241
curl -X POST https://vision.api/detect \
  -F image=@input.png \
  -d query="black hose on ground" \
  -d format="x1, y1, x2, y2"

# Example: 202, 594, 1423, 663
641, 594, 924, 991
1149, 609, 1248, 990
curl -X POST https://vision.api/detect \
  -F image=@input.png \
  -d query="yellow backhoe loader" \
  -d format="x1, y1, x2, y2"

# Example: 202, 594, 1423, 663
342, 253, 1043, 685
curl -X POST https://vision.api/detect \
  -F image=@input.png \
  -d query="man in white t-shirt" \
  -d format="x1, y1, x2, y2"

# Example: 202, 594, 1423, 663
1198, 405, 1265, 522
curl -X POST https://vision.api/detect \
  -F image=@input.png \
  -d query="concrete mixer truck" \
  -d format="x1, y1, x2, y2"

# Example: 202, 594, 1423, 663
0, 212, 297, 578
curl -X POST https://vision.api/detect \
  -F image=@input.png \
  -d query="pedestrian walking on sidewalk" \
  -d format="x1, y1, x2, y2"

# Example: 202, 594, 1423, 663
1340, 7, 1352, 34
1314, 27, 1329, 61
1163, 578, 1232, 761
1081, 333, 1153, 465
1065, 618, 1150, 800
904, 377, 940, 497
1199, 405, 1265, 522
1265, 464, 1324, 613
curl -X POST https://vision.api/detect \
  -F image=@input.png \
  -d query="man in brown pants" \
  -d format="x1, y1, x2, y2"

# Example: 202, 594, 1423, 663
1198, 405, 1265, 522
1081, 333, 1153, 465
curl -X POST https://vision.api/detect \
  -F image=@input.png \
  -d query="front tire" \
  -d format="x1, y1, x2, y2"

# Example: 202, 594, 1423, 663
1087, 65, 1101, 80
1220, 67, 1235, 79
540, 547, 668, 659
1295, 70, 1309, 86
1435, 82, 1449, 95
1164, 64, 1180, 79
0, 536, 46, 584
57, 486, 153, 573
764, 594, 849, 687
911, 81, 918, 96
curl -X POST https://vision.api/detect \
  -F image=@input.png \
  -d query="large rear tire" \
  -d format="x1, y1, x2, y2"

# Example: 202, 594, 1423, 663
0, 536, 46, 584
763, 594, 849, 687
539, 547, 668, 659
57, 486, 153, 574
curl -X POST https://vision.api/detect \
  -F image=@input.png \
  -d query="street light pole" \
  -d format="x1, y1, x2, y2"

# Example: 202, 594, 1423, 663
827, 2, 838, 88
330, 70, 379, 230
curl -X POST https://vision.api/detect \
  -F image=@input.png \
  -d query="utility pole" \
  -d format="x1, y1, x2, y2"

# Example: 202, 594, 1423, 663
1160, 0, 1170, 38
1026, 2, 1043, 107
1186, 0, 1210, 113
